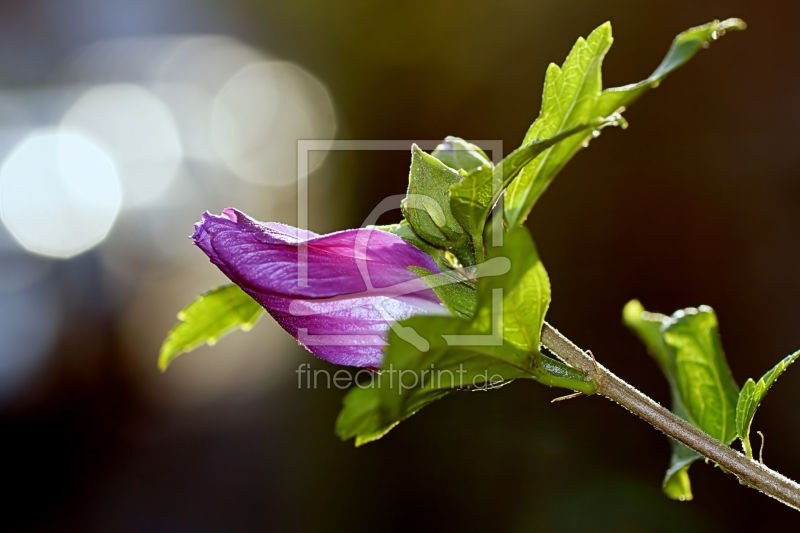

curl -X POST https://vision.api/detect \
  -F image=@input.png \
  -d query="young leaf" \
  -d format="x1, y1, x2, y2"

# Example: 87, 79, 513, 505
449, 122, 601, 259
735, 350, 800, 458
623, 300, 699, 501
336, 226, 595, 445
402, 145, 475, 265
158, 284, 263, 371
505, 19, 744, 228
595, 18, 746, 118
504, 22, 613, 228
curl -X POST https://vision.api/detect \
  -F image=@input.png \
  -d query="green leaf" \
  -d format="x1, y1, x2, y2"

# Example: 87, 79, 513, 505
623, 299, 699, 501
431, 136, 493, 175
735, 350, 800, 458
663, 466, 694, 502
596, 18, 746, 118
158, 284, 263, 371
336, 226, 595, 445
504, 22, 613, 228
449, 123, 601, 259
623, 299, 673, 373
663, 306, 739, 445
402, 145, 475, 265
335, 384, 407, 447
625, 303, 740, 500
505, 19, 745, 228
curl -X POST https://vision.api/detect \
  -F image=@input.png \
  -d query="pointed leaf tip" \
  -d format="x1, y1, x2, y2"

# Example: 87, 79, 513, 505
504, 18, 744, 228
403, 143, 475, 265
735, 349, 800, 458
158, 284, 263, 371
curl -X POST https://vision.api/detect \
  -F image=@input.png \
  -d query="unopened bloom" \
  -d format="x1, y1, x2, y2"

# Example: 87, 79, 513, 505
192, 208, 447, 368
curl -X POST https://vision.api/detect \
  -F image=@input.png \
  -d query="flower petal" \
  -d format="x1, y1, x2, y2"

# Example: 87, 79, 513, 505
192, 209, 448, 367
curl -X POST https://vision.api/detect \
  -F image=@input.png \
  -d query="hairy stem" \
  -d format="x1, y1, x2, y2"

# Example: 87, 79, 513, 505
541, 321, 800, 510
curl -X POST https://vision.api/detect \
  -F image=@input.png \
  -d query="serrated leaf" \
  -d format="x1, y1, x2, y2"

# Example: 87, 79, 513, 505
735, 350, 800, 458
158, 284, 263, 371
623, 299, 699, 501
402, 145, 475, 265
505, 19, 744, 228
335, 383, 409, 446
449, 123, 600, 259
596, 18, 746, 118
504, 22, 613, 228
336, 226, 595, 445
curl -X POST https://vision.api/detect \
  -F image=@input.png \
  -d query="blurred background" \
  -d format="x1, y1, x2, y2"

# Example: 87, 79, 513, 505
0, 0, 798, 531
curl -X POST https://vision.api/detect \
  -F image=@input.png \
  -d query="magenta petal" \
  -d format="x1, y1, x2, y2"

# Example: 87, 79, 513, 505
192, 209, 447, 368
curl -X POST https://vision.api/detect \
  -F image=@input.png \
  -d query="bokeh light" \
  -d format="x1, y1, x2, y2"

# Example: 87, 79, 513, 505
212, 61, 336, 185
0, 129, 122, 258
46, 35, 338, 406
60, 84, 183, 207
0, 225, 53, 292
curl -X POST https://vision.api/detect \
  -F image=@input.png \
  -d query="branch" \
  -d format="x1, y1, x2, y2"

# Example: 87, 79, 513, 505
541, 321, 800, 510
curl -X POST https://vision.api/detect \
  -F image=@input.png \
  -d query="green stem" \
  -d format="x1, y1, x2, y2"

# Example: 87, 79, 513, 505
534, 364, 597, 395
472, 232, 484, 264
743, 434, 754, 460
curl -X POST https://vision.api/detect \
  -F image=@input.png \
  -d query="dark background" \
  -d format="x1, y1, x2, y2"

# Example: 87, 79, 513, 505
2, 0, 800, 531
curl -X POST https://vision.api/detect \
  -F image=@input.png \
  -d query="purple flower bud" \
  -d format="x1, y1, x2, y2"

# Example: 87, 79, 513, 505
192, 208, 447, 368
